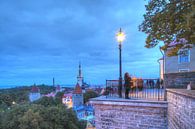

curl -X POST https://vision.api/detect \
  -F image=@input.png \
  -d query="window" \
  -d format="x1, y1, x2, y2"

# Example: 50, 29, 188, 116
179, 69, 189, 72
178, 49, 190, 63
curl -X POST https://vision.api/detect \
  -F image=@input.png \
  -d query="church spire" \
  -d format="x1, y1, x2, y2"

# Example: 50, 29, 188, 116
78, 62, 82, 77
77, 62, 83, 86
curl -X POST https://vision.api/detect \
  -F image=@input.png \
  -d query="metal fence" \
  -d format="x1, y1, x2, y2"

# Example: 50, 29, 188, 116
106, 79, 165, 101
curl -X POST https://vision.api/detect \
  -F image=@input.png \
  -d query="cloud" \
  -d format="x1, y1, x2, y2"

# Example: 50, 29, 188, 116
0, 0, 161, 86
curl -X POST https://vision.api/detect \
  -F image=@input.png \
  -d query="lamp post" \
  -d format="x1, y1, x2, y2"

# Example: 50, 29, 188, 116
116, 28, 125, 98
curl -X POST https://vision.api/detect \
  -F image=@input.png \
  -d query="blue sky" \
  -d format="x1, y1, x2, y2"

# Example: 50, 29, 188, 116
0, 0, 162, 86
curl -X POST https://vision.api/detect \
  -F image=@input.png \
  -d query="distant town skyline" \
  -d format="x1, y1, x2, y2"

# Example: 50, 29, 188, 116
0, 0, 162, 86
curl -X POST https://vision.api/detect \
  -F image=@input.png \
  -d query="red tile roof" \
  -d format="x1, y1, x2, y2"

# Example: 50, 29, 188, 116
31, 86, 40, 93
63, 93, 72, 98
73, 83, 82, 94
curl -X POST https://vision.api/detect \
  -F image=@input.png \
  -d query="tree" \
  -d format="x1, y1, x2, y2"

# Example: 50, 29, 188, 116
84, 91, 98, 103
0, 104, 86, 129
139, 0, 195, 56
0, 94, 12, 107
18, 109, 44, 129
34, 96, 57, 107
0, 85, 56, 108
55, 92, 64, 105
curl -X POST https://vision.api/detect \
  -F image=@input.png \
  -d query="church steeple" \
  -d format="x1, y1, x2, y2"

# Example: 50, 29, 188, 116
78, 62, 82, 77
77, 62, 83, 86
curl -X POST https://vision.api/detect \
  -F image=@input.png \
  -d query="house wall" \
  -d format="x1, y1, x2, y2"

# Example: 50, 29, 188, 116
164, 72, 195, 88
29, 93, 41, 102
164, 47, 195, 74
62, 97, 73, 108
72, 94, 83, 107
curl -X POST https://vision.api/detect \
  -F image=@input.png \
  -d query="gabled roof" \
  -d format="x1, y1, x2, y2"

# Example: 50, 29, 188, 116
73, 83, 82, 94
31, 86, 40, 93
63, 93, 72, 98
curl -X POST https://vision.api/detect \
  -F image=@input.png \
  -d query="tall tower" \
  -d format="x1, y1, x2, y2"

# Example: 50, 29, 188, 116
72, 83, 83, 108
77, 62, 83, 86
53, 77, 55, 87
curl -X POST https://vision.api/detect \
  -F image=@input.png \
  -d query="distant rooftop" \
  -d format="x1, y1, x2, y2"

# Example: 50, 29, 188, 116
63, 93, 72, 98
73, 83, 82, 94
31, 86, 40, 93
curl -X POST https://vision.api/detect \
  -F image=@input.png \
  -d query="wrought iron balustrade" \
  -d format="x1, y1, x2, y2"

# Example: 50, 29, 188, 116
106, 79, 165, 101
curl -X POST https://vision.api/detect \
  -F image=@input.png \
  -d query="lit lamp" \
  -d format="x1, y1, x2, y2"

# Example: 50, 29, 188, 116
116, 28, 125, 98
116, 28, 125, 43
12, 101, 16, 105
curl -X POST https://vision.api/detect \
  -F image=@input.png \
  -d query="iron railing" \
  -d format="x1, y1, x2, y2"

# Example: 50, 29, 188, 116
106, 79, 165, 101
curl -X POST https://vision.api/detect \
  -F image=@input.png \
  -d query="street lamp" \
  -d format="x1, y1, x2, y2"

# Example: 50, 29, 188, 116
12, 101, 16, 105
116, 28, 125, 98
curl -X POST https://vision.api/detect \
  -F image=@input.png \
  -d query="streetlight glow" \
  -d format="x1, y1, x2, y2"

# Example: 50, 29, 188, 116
116, 28, 125, 43
12, 101, 16, 105
116, 28, 125, 98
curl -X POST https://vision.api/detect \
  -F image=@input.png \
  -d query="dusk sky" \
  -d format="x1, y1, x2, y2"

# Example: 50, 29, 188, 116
0, 0, 162, 86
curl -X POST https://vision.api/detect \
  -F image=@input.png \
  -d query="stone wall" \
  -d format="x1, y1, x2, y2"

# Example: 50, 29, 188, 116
90, 97, 168, 129
167, 89, 195, 129
164, 72, 195, 88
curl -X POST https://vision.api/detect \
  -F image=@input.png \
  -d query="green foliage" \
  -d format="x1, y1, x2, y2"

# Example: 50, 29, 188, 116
139, 0, 195, 56
0, 86, 87, 129
0, 85, 55, 110
33, 92, 65, 107
37, 84, 56, 94
0, 87, 30, 106
18, 109, 44, 129
78, 120, 87, 129
84, 90, 98, 103
55, 92, 65, 105
34, 97, 57, 107
0, 94, 12, 106
0, 104, 86, 129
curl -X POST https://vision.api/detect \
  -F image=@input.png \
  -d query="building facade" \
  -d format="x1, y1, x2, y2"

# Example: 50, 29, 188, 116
62, 93, 72, 108
162, 45, 195, 88
29, 86, 41, 102
72, 83, 83, 107
164, 47, 195, 73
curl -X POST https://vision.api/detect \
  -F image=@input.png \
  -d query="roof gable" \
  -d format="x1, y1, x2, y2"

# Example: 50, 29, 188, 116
73, 83, 82, 94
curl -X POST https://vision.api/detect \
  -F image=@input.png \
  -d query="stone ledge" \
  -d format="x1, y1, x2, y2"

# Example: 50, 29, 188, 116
90, 96, 167, 108
166, 88, 195, 99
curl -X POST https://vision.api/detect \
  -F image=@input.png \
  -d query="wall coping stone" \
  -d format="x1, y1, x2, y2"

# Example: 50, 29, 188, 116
164, 71, 195, 74
90, 96, 167, 108
166, 88, 195, 99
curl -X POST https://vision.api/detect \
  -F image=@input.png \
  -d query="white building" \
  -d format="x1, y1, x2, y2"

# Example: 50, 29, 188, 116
62, 93, 72, 108
29, 86, 41, 102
